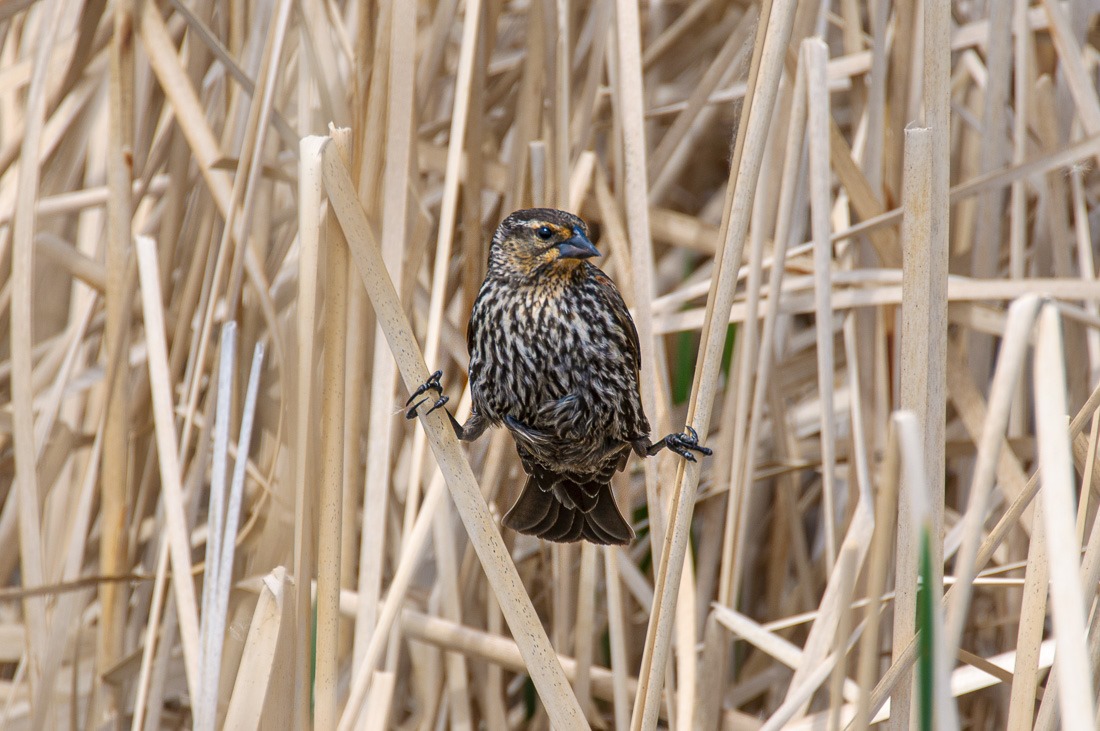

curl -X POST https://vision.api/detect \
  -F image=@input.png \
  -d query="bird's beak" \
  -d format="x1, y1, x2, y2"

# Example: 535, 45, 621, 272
557, 229, 600, 259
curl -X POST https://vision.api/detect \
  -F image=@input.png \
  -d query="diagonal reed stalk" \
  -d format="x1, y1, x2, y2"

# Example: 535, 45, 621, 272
630, 1, 798, 727
314, 138, 588, 729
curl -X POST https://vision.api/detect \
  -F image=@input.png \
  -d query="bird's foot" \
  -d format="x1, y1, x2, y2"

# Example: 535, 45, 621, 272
405, 370, 449, 419
649, 426, 713, 462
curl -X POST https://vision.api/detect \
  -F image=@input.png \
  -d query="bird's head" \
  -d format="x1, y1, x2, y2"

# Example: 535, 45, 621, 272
488, 208, 599, 279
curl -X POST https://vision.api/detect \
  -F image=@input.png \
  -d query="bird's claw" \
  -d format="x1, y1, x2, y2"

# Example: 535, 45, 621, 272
405, 394, 449, 420
665, 426, 713, 462
405, 370, 445, 419
406, 370, 444, 406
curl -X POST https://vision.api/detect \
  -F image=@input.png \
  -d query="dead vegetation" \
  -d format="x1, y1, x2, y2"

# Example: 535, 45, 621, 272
2, 0, 1100, 729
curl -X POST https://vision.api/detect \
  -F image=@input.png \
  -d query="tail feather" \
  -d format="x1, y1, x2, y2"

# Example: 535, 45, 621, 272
502, 481, 557, 533
528, 493, 564, 536
541, 506, 584, 542
581, 488, 629, 544
502, 465, 634, 545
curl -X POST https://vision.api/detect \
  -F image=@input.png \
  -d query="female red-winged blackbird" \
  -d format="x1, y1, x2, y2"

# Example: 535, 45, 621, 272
407, 208, 710, 545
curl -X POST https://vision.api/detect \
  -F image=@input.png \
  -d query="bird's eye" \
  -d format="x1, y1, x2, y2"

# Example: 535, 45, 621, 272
536, 225, 554, 240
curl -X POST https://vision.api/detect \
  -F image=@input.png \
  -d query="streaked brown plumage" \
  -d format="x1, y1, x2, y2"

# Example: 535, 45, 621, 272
407, 208, 711, 545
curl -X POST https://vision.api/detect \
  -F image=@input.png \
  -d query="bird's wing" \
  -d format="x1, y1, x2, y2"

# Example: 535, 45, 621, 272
590, 267, 641, 374
466, 296, 480, 357
466, 282, 492, 360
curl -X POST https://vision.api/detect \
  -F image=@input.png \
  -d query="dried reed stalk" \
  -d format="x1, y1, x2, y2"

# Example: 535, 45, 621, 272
5, 2, 1100, 729
317, 140, 586, 729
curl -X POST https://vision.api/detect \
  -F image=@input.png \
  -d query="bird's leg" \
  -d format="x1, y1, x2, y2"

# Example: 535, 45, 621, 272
405, 370, 489, 442
634, 426, 713, 463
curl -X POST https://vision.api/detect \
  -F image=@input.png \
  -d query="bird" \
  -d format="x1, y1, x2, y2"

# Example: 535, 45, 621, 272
405, 208, 711, 545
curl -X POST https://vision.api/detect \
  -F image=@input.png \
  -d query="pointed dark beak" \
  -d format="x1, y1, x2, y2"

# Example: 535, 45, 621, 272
557, 229, 600, 259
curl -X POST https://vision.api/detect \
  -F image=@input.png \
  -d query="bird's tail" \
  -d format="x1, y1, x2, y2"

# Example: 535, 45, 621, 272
502, 466, 634, 545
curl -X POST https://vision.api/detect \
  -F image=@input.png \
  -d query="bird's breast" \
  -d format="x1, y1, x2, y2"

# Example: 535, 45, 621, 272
468, 279, 642, 460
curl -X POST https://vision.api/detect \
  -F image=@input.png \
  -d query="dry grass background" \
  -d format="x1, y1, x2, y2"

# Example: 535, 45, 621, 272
3, 0, 1100, 728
